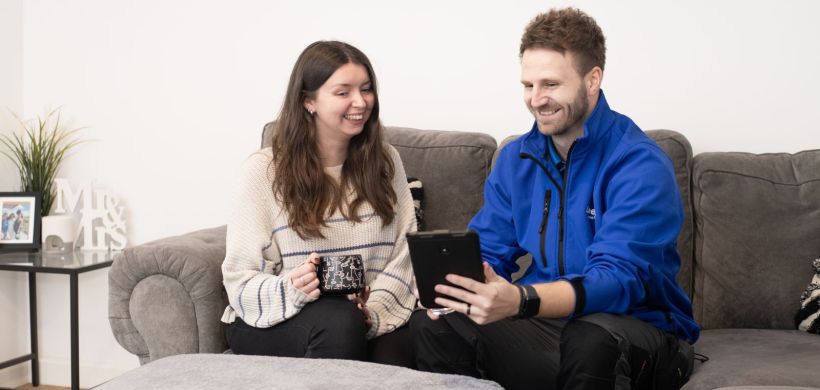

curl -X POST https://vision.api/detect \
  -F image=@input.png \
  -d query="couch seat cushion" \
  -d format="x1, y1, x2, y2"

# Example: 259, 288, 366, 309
714, 387, 820, 389
95, 353, 502, 390
683, 329, 820, 390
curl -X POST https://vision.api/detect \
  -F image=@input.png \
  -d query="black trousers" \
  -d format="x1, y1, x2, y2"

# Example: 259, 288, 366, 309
225, 296, 367, 360
368, 324, 416, 368
410, 311, 693, 390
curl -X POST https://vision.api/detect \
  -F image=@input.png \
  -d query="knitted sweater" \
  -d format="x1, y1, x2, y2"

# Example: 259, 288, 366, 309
220, 145, 417, 339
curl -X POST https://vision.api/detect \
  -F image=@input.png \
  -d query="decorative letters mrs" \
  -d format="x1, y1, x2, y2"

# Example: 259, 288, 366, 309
53, 179, 127, 250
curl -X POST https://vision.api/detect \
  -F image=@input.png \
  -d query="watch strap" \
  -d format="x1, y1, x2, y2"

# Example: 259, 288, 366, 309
515, 284, 527, 317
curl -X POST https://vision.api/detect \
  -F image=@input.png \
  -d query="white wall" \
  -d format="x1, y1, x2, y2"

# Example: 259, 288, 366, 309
0, 0, 22, 183
4, 0, 820, 387
20, 0, 820, 246
0, 0, 28, 387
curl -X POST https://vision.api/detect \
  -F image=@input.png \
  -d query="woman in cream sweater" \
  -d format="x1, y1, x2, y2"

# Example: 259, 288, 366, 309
221, 41, 417, 360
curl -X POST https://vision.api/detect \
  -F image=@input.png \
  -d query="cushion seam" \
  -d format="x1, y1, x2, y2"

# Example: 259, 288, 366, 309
697, 169, 820, 187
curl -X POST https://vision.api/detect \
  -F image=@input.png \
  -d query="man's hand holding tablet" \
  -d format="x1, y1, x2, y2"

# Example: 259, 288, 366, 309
407, 230, 522, 323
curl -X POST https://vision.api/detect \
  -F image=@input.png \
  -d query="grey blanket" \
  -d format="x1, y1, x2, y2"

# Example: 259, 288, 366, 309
94, 354, 503, 390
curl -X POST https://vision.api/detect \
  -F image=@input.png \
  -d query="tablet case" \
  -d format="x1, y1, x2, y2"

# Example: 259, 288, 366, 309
407, 230, 485, 309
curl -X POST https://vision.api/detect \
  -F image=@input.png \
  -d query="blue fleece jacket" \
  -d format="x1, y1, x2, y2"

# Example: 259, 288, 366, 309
468, 91, 699, 343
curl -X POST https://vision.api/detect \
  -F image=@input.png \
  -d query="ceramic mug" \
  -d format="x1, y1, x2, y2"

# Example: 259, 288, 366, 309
316, 254, 365, 295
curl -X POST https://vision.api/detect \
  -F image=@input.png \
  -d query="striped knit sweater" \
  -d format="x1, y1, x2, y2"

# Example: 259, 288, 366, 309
220, 144, 417, 339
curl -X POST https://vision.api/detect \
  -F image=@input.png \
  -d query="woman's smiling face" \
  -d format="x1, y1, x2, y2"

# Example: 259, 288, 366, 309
305, 62, 375, 145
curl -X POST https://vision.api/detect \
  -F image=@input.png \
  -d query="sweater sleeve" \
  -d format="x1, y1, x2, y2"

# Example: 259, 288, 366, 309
221, 151, 316, 328
364, 145, 418, 339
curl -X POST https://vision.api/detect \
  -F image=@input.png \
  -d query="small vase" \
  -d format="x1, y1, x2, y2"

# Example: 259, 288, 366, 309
41, 214, 77, 253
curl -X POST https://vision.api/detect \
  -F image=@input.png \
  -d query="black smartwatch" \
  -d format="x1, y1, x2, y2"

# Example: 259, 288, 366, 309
516, 284, 541, 318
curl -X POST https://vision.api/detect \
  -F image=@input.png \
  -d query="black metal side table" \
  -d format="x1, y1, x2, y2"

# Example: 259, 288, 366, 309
0, 250, 115, 390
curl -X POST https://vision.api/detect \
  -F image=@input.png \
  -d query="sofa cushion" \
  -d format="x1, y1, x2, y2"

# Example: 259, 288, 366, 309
713, 387, 820, 390
692, 150, 820, 329
95, 353, 503, 390
385, 127, 496, 231
682, 329, 820, 390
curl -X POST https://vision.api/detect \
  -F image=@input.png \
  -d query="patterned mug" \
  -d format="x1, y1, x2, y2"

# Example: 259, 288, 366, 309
317, 254, 365, 295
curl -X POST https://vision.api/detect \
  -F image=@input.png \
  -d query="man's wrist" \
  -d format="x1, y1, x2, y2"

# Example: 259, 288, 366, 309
515, 283, 541, 318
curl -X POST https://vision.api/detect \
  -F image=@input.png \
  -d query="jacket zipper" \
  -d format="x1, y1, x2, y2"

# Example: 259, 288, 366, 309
519, 153, 562, 271
538, 189, 551, 267
557, 142, 577, 276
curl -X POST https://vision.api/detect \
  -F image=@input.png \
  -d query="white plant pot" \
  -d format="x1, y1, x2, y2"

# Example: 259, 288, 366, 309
41, 214, 78, 253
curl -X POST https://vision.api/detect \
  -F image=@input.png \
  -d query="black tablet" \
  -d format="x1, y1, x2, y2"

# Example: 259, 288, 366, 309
407, 230, 485, 310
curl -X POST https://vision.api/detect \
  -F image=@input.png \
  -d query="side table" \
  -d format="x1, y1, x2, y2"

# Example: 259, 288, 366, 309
0, 250, 115, 390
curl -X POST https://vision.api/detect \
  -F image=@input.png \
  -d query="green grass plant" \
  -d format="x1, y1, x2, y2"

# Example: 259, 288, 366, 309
1, 108, 84, 216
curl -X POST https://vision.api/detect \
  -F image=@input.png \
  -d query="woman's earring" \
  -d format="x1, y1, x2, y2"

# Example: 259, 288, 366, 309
307, 108, 315, 115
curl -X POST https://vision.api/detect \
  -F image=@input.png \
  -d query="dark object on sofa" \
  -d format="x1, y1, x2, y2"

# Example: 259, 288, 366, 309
794, 258, 820, 333
109, 125, 820, 389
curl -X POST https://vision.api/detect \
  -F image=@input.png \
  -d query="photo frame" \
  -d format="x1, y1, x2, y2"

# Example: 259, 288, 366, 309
0, 192, 42, 252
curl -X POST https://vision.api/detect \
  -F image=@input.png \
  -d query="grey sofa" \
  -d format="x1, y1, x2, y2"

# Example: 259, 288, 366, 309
108, 125, 820, 389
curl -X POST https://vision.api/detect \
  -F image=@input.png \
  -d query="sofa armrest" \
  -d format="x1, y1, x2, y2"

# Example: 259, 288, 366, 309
108, 226, 228, 364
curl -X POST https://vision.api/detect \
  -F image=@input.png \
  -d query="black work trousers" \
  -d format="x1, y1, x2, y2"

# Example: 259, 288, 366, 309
410, 311, 693, 390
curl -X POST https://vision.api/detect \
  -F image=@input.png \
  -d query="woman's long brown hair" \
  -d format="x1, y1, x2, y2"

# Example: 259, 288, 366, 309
269, 41, 396, 239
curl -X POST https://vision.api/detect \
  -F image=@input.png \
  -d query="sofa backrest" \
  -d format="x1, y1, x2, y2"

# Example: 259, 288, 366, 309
646, 130, 695, 298
495, 130, 695, 296
384, 126, 497, 230
261, 123, 498, 231
691, 150, 820, 330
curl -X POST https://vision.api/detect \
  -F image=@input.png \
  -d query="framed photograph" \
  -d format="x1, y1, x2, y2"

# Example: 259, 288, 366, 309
0, 192, 42, 252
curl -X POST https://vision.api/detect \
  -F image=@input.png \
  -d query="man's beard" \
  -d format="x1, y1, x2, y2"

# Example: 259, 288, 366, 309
536, 84, 589, 137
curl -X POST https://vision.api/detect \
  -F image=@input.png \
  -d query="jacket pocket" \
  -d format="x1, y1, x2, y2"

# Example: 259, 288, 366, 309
538, 189, 551, 267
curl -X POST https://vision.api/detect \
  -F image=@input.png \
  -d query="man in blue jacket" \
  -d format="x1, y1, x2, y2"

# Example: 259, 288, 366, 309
410, 7, 699, 390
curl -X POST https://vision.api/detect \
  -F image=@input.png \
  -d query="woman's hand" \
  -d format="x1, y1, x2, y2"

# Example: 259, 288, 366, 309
290, 252, 321, 300
348, 286, 373, 330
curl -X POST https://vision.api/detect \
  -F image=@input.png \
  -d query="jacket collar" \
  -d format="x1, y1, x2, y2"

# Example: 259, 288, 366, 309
519, 90, 615, 158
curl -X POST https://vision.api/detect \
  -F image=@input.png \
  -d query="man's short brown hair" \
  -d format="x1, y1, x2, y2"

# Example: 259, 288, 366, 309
519, 8, 606, 75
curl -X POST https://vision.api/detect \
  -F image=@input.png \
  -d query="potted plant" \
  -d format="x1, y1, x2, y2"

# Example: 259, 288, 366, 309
1, 108, 84, 250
